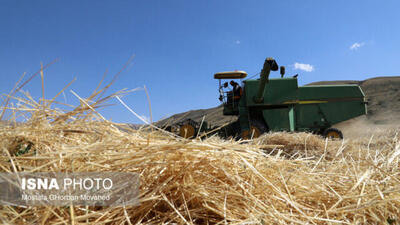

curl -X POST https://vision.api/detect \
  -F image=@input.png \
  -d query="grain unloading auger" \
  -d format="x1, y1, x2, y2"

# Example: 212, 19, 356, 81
179, 57, 367, 139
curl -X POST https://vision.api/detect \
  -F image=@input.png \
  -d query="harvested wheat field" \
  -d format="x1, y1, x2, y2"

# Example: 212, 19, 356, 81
1, 80, 400, 224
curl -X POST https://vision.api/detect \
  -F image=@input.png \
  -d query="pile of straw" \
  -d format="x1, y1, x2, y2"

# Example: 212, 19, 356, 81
1, 75, 400, 224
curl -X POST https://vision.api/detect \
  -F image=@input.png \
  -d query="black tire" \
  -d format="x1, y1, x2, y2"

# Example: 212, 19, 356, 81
241, 119, 268, 139
323, 127, 343, 139
179, 124, 196, 138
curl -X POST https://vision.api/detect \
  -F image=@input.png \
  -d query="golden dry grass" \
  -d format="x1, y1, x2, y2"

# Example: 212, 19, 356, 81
1, 77, 400, 224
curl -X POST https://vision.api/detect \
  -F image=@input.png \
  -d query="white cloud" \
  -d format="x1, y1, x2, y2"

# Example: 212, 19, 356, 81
235, 40, 240, 44
350, 42, 365, 50
293, 62, 314, 72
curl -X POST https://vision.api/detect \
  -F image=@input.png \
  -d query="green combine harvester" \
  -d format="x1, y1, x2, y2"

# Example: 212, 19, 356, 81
179, 57, 367, 139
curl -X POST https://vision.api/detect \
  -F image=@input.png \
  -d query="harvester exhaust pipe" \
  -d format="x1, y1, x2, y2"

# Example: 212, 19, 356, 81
280, 66, 285, 78
253, 57, 279, 103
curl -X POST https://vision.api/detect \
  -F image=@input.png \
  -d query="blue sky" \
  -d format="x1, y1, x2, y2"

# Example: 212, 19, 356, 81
1, 0, 399, 124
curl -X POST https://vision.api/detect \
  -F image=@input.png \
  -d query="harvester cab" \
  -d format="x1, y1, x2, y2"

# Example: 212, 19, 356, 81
214, 58, 284, 116
214, 71, 247, 115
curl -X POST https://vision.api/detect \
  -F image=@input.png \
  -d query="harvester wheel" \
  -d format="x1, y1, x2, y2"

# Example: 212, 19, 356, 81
323, 128, 343, 139
241, 120, 268, 139
179, 124, 196, 138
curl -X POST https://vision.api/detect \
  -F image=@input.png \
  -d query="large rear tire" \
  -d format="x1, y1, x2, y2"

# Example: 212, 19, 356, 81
179, 124, 195, 138
323, 127, 343, 139
241, 119, 268, 139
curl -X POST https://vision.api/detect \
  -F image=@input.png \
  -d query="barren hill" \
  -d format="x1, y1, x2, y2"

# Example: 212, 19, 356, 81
157, 76, 400, 136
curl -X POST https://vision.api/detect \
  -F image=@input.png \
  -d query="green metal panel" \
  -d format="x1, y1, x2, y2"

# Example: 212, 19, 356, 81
238, 95, 250, 131
237, 76, 366, 134
245, 78, 298, 106
296, 85, 366, 130
288, 106, 295, 131
298, 85, 364, 100
295, 104, 328, 132
295, 100, 366, 131
318, 101, 366, 124
262, 108, 291, 131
